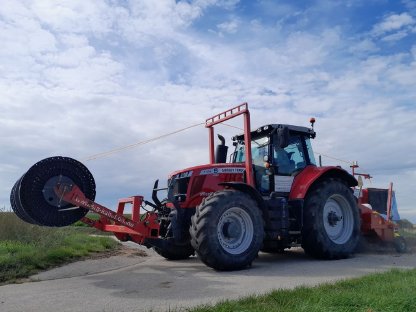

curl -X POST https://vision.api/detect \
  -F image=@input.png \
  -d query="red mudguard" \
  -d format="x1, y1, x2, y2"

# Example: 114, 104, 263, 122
289, 165, 357, 200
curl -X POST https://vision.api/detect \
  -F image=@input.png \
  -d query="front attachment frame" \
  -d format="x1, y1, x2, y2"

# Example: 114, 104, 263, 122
55, 184, 160, 244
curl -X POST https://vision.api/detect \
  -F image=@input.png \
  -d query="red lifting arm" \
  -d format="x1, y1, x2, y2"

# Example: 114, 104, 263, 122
55, 184, 160, 244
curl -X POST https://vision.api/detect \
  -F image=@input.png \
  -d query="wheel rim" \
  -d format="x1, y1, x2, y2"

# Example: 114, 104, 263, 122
323, 194, 354, 244
217, 207, 254, 255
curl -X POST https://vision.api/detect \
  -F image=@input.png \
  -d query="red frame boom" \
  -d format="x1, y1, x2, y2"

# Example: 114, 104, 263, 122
55, 184, 160, 244
205, 103, 255, 187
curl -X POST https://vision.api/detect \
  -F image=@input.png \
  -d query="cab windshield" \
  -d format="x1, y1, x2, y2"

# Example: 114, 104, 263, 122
233, 137, 269, 165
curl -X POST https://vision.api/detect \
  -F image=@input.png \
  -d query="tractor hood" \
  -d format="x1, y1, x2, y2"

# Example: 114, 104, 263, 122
167, 163, 245, 207
168, 163, 245, 179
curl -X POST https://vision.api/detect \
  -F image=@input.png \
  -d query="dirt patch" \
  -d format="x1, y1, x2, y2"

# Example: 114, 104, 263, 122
357, 236, 415, 254
84, 244, 148, 261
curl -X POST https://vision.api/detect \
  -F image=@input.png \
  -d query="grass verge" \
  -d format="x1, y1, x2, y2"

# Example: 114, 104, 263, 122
191, 268, 416, 312
72, 212, 101, 227
0, 212, 119, 284
401, 228, 416, 238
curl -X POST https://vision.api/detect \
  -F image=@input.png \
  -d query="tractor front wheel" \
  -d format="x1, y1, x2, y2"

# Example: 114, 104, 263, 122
154, 241, 195, 260
190, 190, 264, 271
154, 208, 194, 260
302, 178, 360, 259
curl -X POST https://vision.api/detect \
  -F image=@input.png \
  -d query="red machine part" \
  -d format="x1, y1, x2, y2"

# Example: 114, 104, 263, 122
289, 165, 357, 200
357, 184, 397, 242
55, 184, 160, 244
359, 204, 395, 242
168, 162, 245, 208
205, 103, 254, 187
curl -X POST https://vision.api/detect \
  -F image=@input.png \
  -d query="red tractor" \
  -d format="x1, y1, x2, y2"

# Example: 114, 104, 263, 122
11, 103, 361, 270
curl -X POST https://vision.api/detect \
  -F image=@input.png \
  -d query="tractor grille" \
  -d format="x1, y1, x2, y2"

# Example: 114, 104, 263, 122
168, 172, 191, 202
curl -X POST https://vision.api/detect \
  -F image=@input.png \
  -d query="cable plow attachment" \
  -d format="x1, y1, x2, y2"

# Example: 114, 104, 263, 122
10, 156, 161, 246
55, 183, 160, 244
57, 184, 137, 229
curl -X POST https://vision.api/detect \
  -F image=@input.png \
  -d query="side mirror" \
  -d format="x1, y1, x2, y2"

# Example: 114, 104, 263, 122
275, 127, 289, 148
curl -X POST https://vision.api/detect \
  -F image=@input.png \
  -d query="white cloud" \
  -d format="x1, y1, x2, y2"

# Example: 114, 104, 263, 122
31, 0, 114, 34
371, 12, 415, 42
387, 63, 416, 86
217, 18, 240, 34
349, 39, 379, 54
381, 30, 409, 42
372, 12, 415, 35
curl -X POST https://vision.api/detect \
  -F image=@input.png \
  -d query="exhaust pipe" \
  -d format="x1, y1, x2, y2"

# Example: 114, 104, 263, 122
215, 134, 228, 163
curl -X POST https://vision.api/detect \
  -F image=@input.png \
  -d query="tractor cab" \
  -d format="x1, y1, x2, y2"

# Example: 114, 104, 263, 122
231, 124, 317, 194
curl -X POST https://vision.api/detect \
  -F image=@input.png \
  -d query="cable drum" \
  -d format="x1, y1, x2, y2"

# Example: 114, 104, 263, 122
10, 175, 39, 224
10, 156, 96, 227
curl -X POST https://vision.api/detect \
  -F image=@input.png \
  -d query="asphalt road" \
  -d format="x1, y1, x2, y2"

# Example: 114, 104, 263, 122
1, 244, 415, 312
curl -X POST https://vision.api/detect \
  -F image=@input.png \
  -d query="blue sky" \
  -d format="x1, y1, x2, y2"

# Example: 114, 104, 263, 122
0, 0, 415, 222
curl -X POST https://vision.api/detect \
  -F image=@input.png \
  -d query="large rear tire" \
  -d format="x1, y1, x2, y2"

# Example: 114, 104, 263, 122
190, 190, 264, 271
302, 178, 360, 259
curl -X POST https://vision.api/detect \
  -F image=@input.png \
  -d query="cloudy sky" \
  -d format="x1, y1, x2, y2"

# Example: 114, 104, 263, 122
1, 0, 415, 222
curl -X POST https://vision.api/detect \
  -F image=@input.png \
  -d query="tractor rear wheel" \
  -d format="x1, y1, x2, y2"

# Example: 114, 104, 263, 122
302, 178, 360, 259
190, 190, 264, 271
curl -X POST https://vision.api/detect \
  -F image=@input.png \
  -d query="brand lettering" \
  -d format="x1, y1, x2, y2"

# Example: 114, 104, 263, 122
74, 197, 135, 228
200, 167, 245, 175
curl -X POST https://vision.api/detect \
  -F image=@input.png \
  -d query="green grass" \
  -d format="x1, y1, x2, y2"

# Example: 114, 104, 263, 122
72, 212, 101, 227
401, 228, 416, 238
191, 269, 416, 312
0, 212, 119, 284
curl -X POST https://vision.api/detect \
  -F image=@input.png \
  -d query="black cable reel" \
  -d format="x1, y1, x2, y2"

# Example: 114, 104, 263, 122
10, 156, 96, 226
